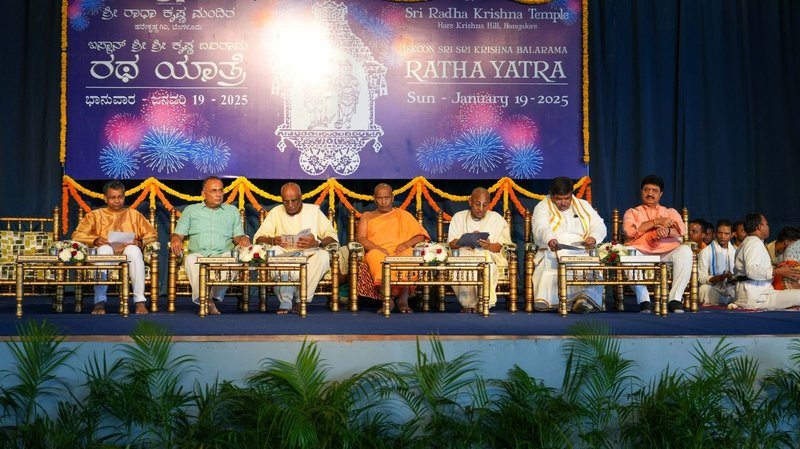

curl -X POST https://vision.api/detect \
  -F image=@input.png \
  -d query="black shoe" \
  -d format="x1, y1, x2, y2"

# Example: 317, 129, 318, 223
638, 301, 652, 314
668, 300, 685, 314
572, 298, 593, 314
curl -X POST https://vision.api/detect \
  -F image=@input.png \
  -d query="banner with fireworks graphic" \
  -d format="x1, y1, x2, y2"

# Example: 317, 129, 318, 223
64, 0, 586, 180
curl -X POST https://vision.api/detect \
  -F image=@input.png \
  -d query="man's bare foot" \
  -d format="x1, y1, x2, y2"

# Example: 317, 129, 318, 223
397, 297, 413, 314
134, 302, 149, 315
376, 298, 396, 314
206, 300, 221, 315
460, 307, 476, 314
276, 308, 290, 315
91, 303, 106, 315
291, 303, 302, 314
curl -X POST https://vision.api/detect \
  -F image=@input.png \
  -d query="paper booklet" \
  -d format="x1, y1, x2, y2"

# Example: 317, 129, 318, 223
280, 228, 312, 247
555, 242, 586, 251
108, 231, 135, 244
456, 232, 490, 248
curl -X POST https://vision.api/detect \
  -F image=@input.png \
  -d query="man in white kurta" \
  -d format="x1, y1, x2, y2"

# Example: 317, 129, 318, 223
734, 213, 800, 310
253, 183, 338, 313
447, 188, 512, 312
697, 220, 736, 306
532, 177, 607, 312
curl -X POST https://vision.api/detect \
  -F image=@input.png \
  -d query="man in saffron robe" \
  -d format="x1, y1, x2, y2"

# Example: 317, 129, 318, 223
72, 180, 157, 315
358, 183, 429, 313
531, 177, 607, 313
448, 187, 511, 313
623, 174, 692, 314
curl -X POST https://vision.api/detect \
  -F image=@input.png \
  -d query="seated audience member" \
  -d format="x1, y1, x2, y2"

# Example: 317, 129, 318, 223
358, 183, 430, 313
253, 182, 338, 314
532, 177, 607, 313
169, 177, 252, 315
732, 220, 746, 248
623, 175, 692, 314
733, 213, 800, 309
447, 187, 512, 313
697, 219, 736, 306
72, 180, 157, 315
703, 221, 715, 246
772, 227, 800, 290
688, 219, 707, 254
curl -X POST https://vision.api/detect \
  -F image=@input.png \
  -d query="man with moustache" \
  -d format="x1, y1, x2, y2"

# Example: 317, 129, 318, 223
447, 187, 512, 313
623, 175, 692, 314
253, 182, 338, 314
169, 176, 251, 315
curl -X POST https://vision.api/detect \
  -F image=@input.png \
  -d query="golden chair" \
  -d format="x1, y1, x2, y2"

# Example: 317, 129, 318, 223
611, 207, 699, 312
0, 207, 60, 297
436, 210, 518, 312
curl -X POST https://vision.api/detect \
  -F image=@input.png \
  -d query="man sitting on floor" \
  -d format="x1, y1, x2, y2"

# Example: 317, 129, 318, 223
688, 218, 708, 254
72, 180, 157, 315
253, 182, 338, 314
732, 220, 747, 248
531, 177, 607, 313
734, 213, 800, 309
357, 183, 430, 313
697, 219, 736, 306
623, 174, 692, 314
447, 187, 512, 313
169, 177, 251, 315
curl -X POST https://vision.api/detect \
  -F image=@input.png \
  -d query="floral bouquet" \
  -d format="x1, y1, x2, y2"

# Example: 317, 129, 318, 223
52, 240, 88, 263
420, 242, 449, 265
596, 241, 629, 265
238, 243, 270, 264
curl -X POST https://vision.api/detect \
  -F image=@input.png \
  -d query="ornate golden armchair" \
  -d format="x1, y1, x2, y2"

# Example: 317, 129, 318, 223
435, 210, 518, 312
0, 207, 60, 296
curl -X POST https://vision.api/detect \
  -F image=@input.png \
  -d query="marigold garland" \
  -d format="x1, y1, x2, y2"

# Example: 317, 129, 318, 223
582, 0, 590, 164
128, 187, 149, 210
398, 185, 416, 211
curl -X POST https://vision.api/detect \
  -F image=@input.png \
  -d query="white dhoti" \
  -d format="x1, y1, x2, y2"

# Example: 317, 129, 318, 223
699, 283, 735, 306
533, 249, 605, 309
184, 252, 239, 304
451, 248, 506, 308
271, 247, 331, 310
633, 244, 692, 304
94, 244, 146, 304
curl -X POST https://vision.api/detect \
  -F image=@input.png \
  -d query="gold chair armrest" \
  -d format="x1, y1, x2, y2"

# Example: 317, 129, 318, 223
525, 242, 539, 253
348, 241, 364, 255
324, 242, 340, 253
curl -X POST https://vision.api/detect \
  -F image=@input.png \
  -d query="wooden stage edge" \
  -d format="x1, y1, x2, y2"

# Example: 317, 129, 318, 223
3, 333, 800, 343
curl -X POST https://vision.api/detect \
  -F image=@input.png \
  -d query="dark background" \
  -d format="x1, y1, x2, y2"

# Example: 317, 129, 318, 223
2, 0, 798, 237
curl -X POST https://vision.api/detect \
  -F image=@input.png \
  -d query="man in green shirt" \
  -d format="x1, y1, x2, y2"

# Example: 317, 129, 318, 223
169, 177, 251, 314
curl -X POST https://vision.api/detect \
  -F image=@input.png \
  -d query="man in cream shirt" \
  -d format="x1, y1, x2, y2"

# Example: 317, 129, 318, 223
254, 182, 338, 314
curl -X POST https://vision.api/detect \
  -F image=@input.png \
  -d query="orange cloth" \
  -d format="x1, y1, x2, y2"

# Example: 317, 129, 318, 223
363, 208, 429, 285
623, 205, 684, 255
72, 208, 157, 250
773, 261, 800, 290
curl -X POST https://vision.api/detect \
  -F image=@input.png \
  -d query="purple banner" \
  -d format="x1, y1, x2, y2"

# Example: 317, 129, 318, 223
66, 0, 585, 180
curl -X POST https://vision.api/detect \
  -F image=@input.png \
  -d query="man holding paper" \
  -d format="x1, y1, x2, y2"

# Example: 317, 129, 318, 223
72, 180, 157, 315
254, 182, 338, 314
447, 187, 511, 313
531, 177, 607, 313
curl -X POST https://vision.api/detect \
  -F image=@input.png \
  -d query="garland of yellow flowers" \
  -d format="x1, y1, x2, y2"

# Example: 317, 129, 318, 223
61, 175, 592, 231
59, 0, 67, 165
582, 0, 590, 164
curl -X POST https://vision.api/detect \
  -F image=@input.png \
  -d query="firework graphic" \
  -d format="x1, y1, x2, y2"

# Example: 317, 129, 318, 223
68, 1, 82, 18
140, 127, 191, 174
505, 145, 544, 179
561, 9, 579, 25
416, 137, 455, 174
99, 143, 139, 179
498, 115, 539, 147
141, 90, 188, 130
184, 113, 211, 141
379, 4, 406, 27
454, 128, 504, 174
345, 3, 372, 27
456, 93, 504, 131
104, 113, 146, 147
81, 0, 105, 15
549, 0, 570, 9
70, 14, 89, 31
191, 136, 231, 174
363, 17, 393, 48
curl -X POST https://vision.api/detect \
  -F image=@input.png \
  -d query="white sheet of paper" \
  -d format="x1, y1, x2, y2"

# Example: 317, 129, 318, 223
108, 231, 135, 244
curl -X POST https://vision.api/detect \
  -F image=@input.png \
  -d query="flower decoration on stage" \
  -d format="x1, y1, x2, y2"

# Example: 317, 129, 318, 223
597, 241, 629, 265
420, 242, 449, 265
238, 244, 269, 264
53, 241, 88, 263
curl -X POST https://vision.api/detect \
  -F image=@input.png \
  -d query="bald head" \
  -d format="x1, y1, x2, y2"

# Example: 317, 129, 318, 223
468, 187, 491, 220
373, 183, 394, 213
280, 182, 303, 215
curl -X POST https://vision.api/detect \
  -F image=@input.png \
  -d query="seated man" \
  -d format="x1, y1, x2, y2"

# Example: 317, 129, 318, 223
168, 177, 251, 315
774, 227, 800, 290
532, 177, 607, 313
734, 213, 800, 309
697, 219, 736, 306
72, 180, 157, 315
732, 220, 747, 248
253, 182, 338, 314
623, 175, 692, 314
703, 221, 715, 246
688, 219, 707, 254
357, 183, 430, 313
447, 187, 512, 313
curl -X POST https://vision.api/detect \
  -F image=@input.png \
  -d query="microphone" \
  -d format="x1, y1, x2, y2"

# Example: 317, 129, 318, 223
573, 214, 578, 218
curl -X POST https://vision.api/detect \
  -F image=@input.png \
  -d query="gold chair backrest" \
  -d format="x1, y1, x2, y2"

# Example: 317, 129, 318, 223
0, 207, 60, 241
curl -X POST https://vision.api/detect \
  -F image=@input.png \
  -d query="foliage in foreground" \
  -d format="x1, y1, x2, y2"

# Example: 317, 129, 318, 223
0, 320, 799, 449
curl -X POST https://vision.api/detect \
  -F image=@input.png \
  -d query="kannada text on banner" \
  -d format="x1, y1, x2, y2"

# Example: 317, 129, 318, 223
65, 0, 585, 180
